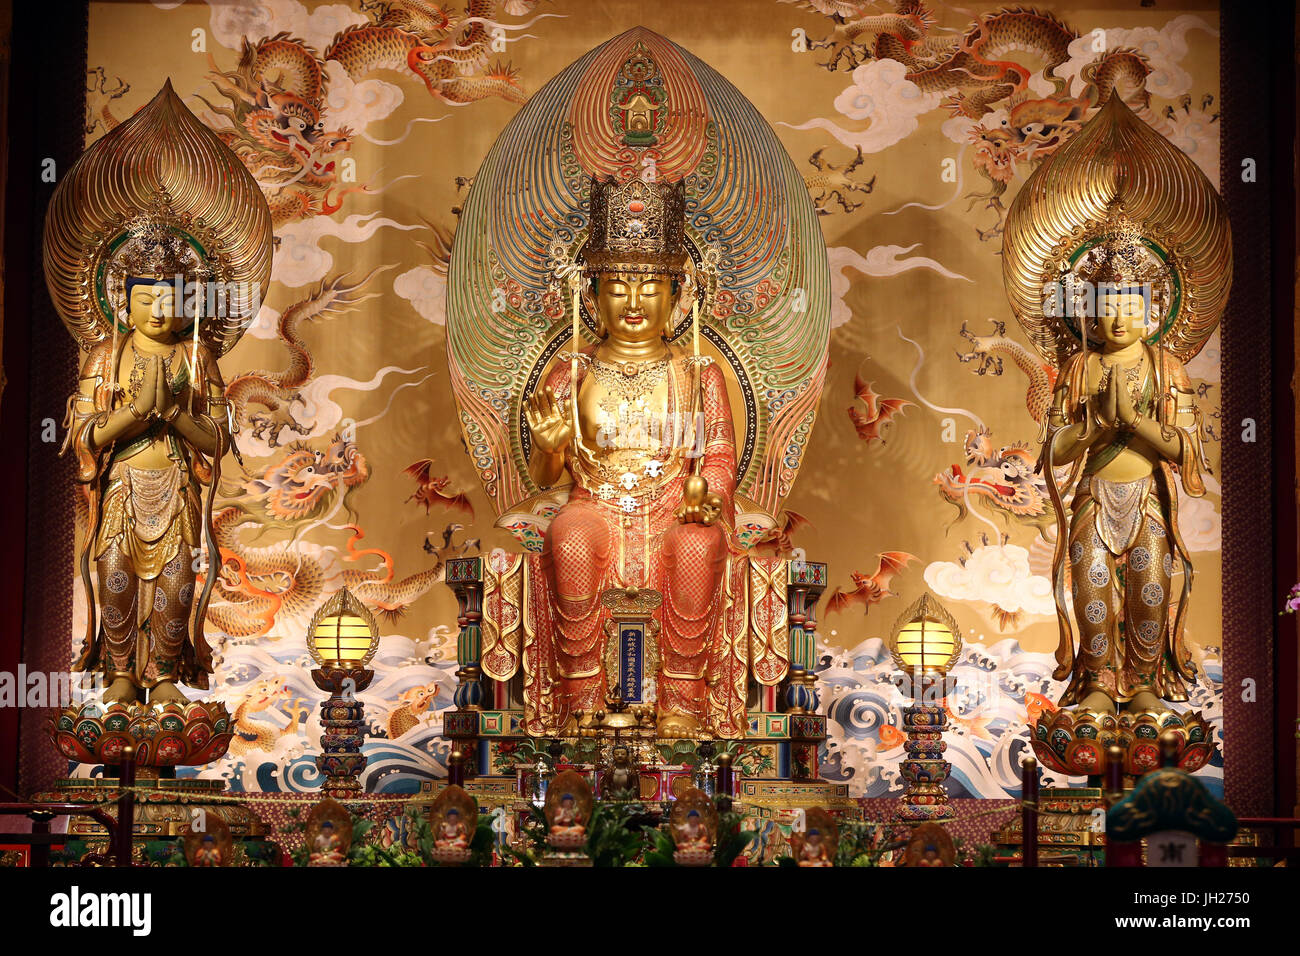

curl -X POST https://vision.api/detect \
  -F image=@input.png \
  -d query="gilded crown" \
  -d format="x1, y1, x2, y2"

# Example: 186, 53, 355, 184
108, 191, 215, 286
583, 175, 688, 276
1079, 215, 1167, 288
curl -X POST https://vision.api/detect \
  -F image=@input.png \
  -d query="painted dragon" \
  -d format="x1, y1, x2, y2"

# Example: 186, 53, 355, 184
324, 0, 536, 106
796, 2, 1150, 117
805, 145, 876, 214
224, 269, 389, 450
228, 676, 310, 758
340, 524, 446, 623
85, 66, 130, 135
955, 319, 1056, 425
207, 434, 370, 639
385, 681, 441, 739
791, 3, 1154, 238
875, 5, 1149, 119
934, 427, 1055, 540
936, 321, 1065, 538
206, 437, 445, 638
199, 32, 361, 227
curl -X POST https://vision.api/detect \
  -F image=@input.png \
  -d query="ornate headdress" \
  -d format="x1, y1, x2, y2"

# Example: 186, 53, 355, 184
1078, 214, 1169, 288
583, 175, 688, 276
112, 204, 214, 289
104, 195, 225, 325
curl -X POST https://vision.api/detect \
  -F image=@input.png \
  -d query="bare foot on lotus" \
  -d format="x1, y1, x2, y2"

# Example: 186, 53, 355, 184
1079, 689, 1116, 714
104, 677, 138, 705
1124, 690, 1164, 715
149, 680, 188, 706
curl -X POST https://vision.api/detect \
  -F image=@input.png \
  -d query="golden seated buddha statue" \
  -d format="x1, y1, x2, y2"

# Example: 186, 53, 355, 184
522, 175, 734, 738
442, 29, 833, 752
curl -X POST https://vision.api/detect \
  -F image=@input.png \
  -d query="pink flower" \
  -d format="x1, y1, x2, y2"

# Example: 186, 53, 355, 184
1281, 583, 1300, 614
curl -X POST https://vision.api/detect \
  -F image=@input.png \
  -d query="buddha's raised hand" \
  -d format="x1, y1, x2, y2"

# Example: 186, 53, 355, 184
525, 385, 573, 455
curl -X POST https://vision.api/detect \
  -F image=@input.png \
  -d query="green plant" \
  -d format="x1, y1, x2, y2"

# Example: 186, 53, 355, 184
834, 820, 905, 867
644, 825, 677, 866
349, 842, 424, 866
145, 839, 185, 866
584, 801, 649, 867
241, 839, 281, 866
970, 842, 997, 867
713, 805, 754, 867
514, 802, 549, 857
467, 818, 498, 866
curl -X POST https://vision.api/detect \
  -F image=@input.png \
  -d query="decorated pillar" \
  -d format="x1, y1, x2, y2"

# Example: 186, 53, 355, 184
444, 557, 485, 775
785, 561, 827, 781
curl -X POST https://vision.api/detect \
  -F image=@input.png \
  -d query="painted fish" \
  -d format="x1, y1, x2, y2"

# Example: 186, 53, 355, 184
1025, 692, 1058, 724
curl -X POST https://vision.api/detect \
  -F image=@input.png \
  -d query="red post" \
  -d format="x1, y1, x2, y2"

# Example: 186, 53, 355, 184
116, 746, 136, 867
1104, 744, 1124, 799
1104, 745, 1129, 867
1021, 756, 1038, 868
1159, 731, 1181, 769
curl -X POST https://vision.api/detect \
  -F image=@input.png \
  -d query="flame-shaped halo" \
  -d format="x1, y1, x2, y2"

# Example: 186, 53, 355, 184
43, 79, 273, 357
1002, 96, 1231, 368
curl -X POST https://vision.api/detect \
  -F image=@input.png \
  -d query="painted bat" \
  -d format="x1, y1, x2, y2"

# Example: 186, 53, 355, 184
403, 458, 474, 518
752, 510, 813, 556
826, 551, 916, 615
848, 374, 912, 445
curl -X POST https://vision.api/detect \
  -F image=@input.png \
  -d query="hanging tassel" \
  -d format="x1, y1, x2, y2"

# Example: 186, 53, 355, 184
571, 280, 581, 428
692, 295, 700, 362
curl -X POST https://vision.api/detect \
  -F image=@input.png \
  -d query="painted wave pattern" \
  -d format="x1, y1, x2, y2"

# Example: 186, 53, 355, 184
65, 629, 1221, 801
815, 636, 1225, 799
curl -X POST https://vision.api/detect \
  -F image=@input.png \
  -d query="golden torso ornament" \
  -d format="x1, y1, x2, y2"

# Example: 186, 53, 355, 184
566, 351, 701, 509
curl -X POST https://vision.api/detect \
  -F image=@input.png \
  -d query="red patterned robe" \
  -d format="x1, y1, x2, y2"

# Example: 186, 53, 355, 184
521, 346, 737, 732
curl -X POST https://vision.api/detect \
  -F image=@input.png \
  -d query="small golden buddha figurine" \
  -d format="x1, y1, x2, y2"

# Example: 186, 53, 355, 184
674, 809, 711, 850
917, 844, 945, 867
548, 793, 586, 837
62, 228, 232, 706
523, 176, 736, 736
797, 827, 832, 867
308, 820, 346, 866
1044, 221, 1207, 715
544, 770, 593, 852
435, 808, 471, 849
192, 834, 223, 867
600, 743, 639, 798
901, 822, 955, 867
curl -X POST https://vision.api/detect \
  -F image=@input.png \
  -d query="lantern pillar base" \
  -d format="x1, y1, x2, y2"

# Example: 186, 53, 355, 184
312, 667, 373, 798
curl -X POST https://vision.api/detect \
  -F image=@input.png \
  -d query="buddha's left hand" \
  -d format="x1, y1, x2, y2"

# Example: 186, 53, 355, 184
675, 474, 723, 526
